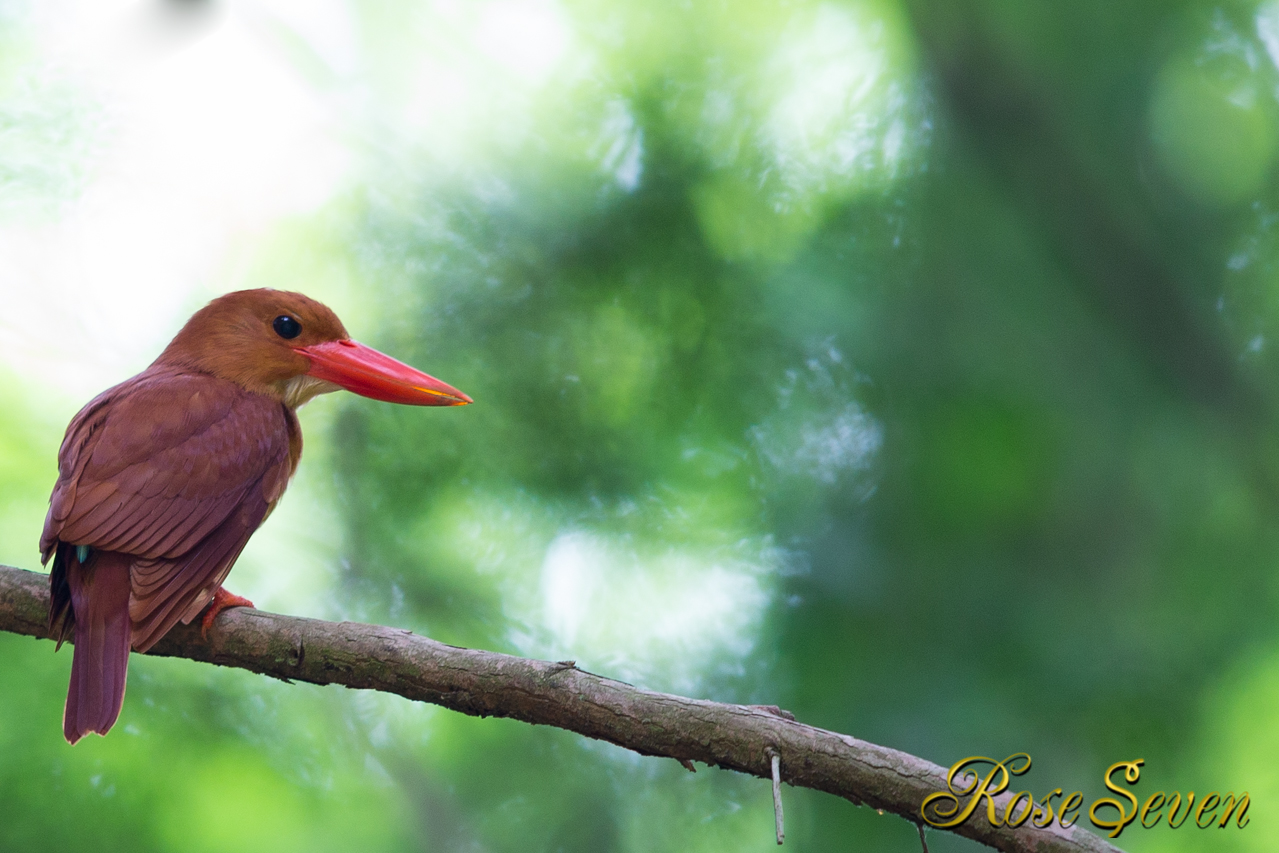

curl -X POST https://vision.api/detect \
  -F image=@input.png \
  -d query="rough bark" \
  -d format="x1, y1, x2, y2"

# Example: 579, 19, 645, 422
0, 564, 1121, 853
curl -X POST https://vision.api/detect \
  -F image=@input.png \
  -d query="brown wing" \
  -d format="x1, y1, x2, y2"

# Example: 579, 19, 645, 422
42, 366, 296, 651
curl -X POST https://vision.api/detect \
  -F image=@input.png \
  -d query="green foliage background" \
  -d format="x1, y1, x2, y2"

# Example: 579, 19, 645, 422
2, 0, 1278, 850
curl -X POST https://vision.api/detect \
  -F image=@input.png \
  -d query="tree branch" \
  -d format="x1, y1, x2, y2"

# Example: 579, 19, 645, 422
0, 564, 1120, 853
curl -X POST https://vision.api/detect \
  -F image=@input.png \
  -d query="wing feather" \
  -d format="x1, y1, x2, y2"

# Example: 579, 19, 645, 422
45, 368, 288, 559
129, 500, 265, 652
41, 366, 295, 650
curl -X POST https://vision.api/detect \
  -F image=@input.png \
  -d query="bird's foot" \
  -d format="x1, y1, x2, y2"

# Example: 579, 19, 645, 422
200, 587, 255, 639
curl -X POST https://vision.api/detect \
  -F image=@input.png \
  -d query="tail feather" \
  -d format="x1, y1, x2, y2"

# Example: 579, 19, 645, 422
63, 550, 132, 745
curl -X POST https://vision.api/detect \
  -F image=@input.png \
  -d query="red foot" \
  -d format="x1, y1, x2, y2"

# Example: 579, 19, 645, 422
200, 586, 255, 639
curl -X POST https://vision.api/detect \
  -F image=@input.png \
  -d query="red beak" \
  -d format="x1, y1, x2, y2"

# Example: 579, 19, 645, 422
295, 339, 472, 406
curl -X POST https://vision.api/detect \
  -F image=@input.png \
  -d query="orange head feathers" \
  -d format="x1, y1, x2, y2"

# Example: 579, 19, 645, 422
156, 289, 471, 408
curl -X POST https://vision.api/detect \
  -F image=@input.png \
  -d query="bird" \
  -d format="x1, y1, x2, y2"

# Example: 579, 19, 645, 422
40, 288, 471, 744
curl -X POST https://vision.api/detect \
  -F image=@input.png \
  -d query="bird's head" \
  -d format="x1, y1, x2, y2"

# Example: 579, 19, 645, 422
156, 289, 472, 408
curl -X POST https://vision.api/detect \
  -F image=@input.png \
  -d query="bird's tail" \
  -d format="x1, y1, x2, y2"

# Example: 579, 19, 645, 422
63, 548, 133, 745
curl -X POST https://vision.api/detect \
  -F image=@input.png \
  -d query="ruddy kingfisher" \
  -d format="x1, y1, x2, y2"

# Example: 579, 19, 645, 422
41, 289, 470, 744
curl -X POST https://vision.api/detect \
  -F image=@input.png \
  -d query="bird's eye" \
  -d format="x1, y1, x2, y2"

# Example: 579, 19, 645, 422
273, 315, 302, 339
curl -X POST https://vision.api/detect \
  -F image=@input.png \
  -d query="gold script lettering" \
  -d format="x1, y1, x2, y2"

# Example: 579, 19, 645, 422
1004, 791, 1035, 827
1195, 793, 1220, 828
918, 755, 1249, 832
1089, 759, 1143, 838
920, 754, 1031, 829
1058, 792, 1084, 828
1140, 792, 1165, 828
1220, 793, 1250, 828
1166, 792, 1195, 828
1032, 789, 1062, 828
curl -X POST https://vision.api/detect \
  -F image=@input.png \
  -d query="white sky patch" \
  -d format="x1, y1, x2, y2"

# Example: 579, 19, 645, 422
0, 0, 349, 400
765, 3, 903, 192
391, 0, 576, 166
255, 0, 360, 78
401, 55, 474, 140
533, 531, 773, 694
476, 0, 570, 84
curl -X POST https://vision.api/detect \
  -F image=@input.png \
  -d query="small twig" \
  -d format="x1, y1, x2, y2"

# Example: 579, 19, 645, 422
678, 758, 697, 772
766, 747, 784, 845
918, 823, 930, 853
